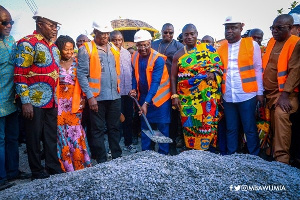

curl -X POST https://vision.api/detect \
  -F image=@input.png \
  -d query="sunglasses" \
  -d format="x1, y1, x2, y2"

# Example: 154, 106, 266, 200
163, 31, 174, 35
1, 21, 14, 26
269, 25, 291, 31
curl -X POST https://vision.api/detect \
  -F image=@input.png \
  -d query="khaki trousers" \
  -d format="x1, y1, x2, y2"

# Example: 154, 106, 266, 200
270, 95, 299, 164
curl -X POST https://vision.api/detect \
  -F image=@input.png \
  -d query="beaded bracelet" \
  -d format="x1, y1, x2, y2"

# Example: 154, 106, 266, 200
171, 94, 179, 99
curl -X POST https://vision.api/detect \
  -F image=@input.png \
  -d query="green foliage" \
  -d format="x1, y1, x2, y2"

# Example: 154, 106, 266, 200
154, 32, 161, 40
277, 1, 299, 14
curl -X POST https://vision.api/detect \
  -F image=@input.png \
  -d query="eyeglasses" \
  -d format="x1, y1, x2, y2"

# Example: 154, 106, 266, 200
269, 25, 291, 31
163, 31, 174, 35
136, 44, 150, 50
1, 21, 14, 26
40, 21, 60, 30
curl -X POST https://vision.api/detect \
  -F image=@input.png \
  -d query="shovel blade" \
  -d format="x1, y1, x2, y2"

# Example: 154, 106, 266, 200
142, 129, 173, 143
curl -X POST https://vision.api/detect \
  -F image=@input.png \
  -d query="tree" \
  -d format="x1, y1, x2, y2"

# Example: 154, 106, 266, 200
277, 1, 299, 14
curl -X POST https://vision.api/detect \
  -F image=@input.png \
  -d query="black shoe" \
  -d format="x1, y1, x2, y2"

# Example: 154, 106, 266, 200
31, 171, 50, 181
7, 170, 31, 181
132, 137, 138, 145
0, 181, 15, 191
169, 147, 179, 156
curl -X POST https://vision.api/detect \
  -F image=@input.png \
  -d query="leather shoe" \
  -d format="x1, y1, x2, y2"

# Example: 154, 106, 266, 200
31, 171, 50, 181
0, 181, 15, 191
7, 171, 31, 181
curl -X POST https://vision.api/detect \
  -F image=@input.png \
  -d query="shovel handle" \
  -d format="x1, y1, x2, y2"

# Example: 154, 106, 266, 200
129, 95, 154, 134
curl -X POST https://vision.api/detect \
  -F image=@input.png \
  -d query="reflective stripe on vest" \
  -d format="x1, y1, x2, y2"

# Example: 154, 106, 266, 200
132, 49, 171, 107
217, 37, 258, 94
84, 41, 121, 97
262, 35, 300, 92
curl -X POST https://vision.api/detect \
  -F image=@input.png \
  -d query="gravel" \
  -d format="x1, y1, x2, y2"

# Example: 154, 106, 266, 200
1, 149, 299, 200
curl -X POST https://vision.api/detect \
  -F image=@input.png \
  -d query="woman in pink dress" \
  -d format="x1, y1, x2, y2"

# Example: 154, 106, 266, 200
55, 35, 91, 172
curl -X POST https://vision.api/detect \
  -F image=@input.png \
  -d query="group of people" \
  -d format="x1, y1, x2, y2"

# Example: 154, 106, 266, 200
0, 4, 299, 191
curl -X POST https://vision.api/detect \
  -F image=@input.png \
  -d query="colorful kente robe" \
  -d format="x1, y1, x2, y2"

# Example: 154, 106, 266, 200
177, 43, 223, 150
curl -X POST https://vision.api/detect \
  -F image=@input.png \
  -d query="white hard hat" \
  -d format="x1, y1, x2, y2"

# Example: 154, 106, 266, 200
92, 21, 114, 32
33, 8, 61, 25
134, 30, 152, 43
290, 13, 300, 25
223, 16, 243, 25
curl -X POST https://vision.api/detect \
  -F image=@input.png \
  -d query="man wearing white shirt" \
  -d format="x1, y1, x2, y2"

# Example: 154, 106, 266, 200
218, 16, 264, 155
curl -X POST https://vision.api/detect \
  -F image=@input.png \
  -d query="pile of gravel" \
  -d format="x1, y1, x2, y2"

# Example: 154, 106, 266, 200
1, 150, 299, 200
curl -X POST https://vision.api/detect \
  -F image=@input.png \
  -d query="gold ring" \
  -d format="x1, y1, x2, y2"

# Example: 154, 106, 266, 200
172, 106, 176, 110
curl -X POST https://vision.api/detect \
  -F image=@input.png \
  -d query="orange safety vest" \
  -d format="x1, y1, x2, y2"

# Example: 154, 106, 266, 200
132, 49, 171, 107
84, 41, 121, 97
262, 35, 300, 92
217, 37, 258, 94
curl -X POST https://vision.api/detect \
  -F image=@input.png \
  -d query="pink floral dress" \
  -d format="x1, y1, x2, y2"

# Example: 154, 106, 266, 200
57, 59, 91, 172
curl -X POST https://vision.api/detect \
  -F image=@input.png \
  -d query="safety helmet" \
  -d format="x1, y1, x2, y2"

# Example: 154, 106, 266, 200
134, 30, 152, 43
33, 8, 61, 25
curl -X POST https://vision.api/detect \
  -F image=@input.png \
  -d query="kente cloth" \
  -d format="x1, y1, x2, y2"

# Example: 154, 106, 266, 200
57, 60, 91, 172
177, 43, 223, 150
14, 31, 59, 108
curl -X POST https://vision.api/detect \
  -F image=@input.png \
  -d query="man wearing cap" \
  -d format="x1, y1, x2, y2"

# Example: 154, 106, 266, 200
129, 30, 171, 155
263, 14, 300, 165
77, 22, 122, 163
14, 9, 63, 180
217, 16, 263, 155
290, 13, 300, 36
152, 23, 184, 155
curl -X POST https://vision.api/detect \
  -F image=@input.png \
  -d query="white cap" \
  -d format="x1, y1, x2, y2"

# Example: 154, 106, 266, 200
92, 21, 114, 32
223, 16, 243, 25
33, 8, 61, 25
134, 30, 152, 42
290, 13, 300, 25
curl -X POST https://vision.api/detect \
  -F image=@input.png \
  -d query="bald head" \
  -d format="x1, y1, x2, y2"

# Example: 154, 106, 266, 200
182, 24, 197, 33
274, 14, 294, 26
272, 14, 293, 42
249, 28, 264, 46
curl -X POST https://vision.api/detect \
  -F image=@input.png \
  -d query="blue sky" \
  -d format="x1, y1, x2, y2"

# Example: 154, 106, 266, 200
2, 0, 293, 43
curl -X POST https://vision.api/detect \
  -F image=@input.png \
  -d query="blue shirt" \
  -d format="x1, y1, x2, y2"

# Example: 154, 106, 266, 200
132, 54, 170, 123
152, 39, 184, 75
0, 35, 17, 117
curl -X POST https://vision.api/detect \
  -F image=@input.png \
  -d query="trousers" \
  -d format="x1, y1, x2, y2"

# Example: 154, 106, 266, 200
89, 99, 122, 163
270, 95, 299, 164
24, 107, 63, 176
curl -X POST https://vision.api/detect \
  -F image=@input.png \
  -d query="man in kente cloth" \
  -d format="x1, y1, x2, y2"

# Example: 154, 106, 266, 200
171, 24, 223, 150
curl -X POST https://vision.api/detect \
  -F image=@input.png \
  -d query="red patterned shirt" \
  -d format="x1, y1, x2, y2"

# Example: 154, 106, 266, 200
14, 31, 60, 108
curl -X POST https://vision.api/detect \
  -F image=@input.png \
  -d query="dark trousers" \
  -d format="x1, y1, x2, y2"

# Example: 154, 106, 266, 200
169, 108, 181, 149
81, 102, 96, 157
90, 99, 122, 163
0, 111, 19, 182
223, 97, 260, 155
24, 107, 62, 176
121, 95, 134, 146
217, 117, 227, 155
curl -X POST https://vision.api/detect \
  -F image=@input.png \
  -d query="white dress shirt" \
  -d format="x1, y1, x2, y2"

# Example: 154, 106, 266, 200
223, 39, 264, 103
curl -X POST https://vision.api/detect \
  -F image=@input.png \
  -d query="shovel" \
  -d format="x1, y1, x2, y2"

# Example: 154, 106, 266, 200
130, 95, 173, 143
